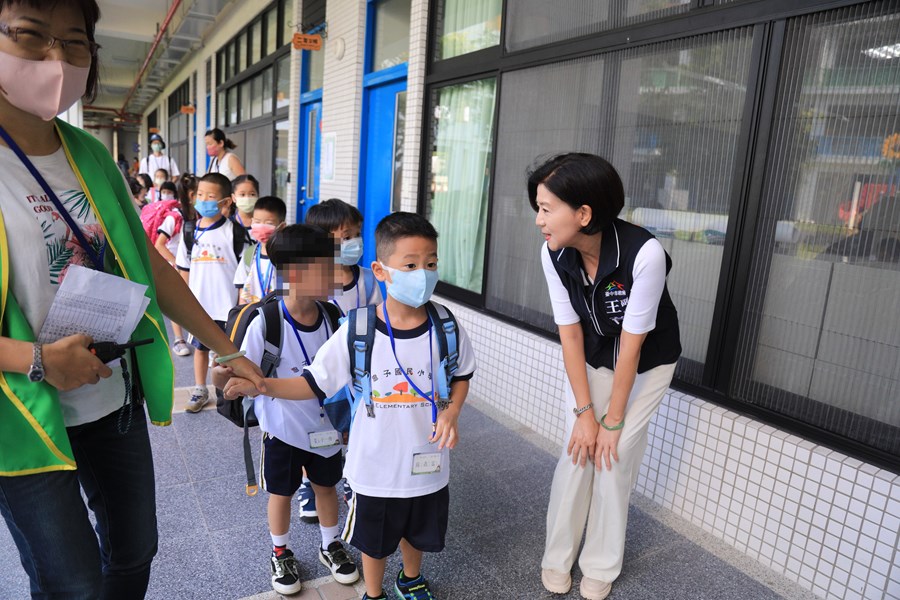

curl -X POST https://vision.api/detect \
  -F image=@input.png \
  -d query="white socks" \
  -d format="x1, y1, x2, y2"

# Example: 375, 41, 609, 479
271, 531, 290, 548
320, 524, 341, 549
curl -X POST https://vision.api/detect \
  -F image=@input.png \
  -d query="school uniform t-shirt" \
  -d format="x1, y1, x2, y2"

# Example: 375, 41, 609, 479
157, 211, 182, 257
242, 305, 340, 456
0, 144, 127, 426
175, 217, 240, 321
234, 245, 275, 304
331, 266, 383, 316
303, 311, 476, 498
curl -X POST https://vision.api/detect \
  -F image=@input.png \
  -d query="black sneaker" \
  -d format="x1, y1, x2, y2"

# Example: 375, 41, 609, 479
319, 540, 359, 585
394, 569, 435, 599
362, 593, 387, 600
270, 548, 302, 595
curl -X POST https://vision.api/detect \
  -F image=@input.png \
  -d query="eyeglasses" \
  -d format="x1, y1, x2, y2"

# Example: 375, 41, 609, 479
0, 23, 99, 65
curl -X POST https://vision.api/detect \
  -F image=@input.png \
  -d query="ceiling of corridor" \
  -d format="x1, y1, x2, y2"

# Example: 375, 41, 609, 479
90, 0, 235, 129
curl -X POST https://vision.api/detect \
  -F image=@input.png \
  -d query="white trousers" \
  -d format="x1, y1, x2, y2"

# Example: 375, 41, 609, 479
541, 361, 676, 582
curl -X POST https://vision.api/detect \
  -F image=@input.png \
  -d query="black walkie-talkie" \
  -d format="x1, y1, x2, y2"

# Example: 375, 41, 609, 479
88, 339, 154, 363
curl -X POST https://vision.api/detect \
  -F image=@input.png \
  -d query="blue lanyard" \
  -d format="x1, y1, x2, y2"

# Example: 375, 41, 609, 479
382, 303, 437, 429
255, 245, 274, 295
193, 216, 225, 243
281, 301, 331, 417
0, 125, 106, 271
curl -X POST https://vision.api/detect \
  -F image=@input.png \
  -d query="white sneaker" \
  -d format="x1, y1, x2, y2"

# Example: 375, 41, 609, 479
580, 576, 612, 600
318, 540, 359, 585
541, 569, 572, 594
172, 339, 191, 356
186, 386, 209, 413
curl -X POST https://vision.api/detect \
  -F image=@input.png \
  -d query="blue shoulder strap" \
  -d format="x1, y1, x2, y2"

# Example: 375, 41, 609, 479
347, 305, 377, 417
362, 268, 376, 304
425, 301, 459, 400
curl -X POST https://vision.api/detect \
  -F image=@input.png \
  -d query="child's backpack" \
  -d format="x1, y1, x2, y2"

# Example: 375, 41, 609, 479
217, 292, 342, 495
140, 199, 181, 244
338, 301, 460, 425
182, 216, 245, 261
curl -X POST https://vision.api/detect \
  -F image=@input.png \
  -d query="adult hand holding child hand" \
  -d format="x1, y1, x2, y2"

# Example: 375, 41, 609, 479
223, 376, 256, 400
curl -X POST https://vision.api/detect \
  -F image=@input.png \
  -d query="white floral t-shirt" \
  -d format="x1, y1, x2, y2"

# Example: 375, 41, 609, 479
0, 143, 126, 426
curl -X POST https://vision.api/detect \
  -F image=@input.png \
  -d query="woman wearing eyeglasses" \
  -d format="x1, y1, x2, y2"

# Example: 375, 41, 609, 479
0, 2, 265, 598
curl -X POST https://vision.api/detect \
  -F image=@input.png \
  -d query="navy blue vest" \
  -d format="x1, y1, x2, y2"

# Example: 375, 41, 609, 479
548, 219, 681, 373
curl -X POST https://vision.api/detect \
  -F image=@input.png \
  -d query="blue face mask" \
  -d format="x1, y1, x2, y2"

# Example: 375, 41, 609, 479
339, 237, 363, 266
195, 200, 221, 218
380, 264, 439, 308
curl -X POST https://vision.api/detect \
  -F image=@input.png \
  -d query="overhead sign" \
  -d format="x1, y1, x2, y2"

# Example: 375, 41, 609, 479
293, 32, 322, 51
180, 105, 196, 115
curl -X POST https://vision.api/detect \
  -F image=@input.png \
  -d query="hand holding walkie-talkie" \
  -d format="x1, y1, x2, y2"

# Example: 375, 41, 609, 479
88, 339, 154, 363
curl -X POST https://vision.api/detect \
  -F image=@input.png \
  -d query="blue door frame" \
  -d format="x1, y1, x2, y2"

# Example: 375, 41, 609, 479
297, 44, 324, 221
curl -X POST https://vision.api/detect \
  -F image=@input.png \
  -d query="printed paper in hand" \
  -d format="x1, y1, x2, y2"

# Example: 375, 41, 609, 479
38, 265, 150, 345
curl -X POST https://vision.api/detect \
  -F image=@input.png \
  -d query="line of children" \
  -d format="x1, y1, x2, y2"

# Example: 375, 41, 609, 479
223, 212, 476, 600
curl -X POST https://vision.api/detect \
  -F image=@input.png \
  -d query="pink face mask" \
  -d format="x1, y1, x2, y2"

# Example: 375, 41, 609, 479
0, 51, 89, 121
250, 223, 277, 244
206, 145, 219, 157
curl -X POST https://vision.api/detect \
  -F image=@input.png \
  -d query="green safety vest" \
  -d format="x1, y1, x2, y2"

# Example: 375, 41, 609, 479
0, 119, 173, 476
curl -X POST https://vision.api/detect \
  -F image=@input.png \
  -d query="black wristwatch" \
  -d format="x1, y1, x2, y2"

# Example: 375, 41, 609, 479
28, 342, 45, 383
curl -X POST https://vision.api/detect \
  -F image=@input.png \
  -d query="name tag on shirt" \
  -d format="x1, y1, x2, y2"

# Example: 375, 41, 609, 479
411, 444, 442, 476
309, 429, 341, 449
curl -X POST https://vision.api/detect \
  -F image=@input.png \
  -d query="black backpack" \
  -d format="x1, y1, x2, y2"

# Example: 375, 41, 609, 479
182, 216, 245, 262
217, 292, 342, 495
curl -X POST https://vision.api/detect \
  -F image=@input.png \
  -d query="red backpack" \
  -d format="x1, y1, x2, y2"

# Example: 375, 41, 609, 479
140, 199, 182, 244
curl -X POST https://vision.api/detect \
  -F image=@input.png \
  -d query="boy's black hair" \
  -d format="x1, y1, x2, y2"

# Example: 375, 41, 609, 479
231, 174, 259, 193
253, 196, 287, 223
126, 176, 142, 196
136, 173, 152, 189
375, 212, 438, 261
305, 198, 363, 233
266, 224, 338, 268
0, 1, 102, 101
154, 168, 169, 180
160, 181, 177, 194
199, 172, 232, 198
527, 153, 624, 235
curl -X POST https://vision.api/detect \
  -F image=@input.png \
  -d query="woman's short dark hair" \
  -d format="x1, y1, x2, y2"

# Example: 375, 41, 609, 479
527, 153, 624, 235
1, 1, 102, 101
305, 198, 363, 233
205, 128, 236, 150
231, 173, 259, 193
266, 224, 337, 268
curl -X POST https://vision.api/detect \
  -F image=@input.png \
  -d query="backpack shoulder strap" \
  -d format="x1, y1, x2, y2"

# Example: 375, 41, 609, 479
182, 219, 196, 257
230, 218, 246, 260
319, 301, 342, 334
258, 301, 283, 377
347, 305, 377, 417
425, 301, 460, 400
362, 268, 376, 304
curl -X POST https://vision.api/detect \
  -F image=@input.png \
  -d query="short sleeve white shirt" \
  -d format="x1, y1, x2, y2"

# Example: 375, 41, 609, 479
175, 218, 240, 321
157, 211, 182, 257
235, 245, 275, 304
331, 266, 383, 316
242, 306, 340, 456
303, 312, 476, 498
139, 154, 179, 178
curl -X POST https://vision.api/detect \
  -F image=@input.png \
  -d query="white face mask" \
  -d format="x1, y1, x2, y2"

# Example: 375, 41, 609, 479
0, 50, 89, 121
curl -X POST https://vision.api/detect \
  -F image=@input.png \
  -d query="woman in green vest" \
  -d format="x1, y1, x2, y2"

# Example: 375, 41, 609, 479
0, 1, 265, 598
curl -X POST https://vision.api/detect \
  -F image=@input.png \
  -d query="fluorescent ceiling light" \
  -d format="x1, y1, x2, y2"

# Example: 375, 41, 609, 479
863, 43, 900, 59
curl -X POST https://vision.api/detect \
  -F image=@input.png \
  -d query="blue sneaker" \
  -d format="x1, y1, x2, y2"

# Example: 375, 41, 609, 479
362, 593, 386, 600
395, 569, 435, 599
297, 479, 318, 524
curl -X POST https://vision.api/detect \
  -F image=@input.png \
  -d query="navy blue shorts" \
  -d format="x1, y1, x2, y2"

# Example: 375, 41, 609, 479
260, 433, 343, 496
190, 320, 225, 352
342, 486, 449, 559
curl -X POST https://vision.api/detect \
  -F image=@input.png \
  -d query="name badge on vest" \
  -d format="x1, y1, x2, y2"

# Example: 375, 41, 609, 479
309, 429, 341, 449
411, 443, 442, 476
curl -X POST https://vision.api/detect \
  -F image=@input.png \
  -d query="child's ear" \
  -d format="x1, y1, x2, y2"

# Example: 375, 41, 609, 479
277, 222, 286, 231
371, 261, 389, 283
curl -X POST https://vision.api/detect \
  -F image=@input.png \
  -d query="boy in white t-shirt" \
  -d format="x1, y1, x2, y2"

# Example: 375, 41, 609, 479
176, 173, 243, 412
234, 196, 286, 305
305, 199, 382, 316
225, 212, 476, 600
236, 224, 359, 594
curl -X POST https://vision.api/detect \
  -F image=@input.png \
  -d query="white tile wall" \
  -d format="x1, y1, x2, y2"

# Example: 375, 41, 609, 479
319, 0, 367, 205
437, 296, 900, 600
398, 0, 429, 214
